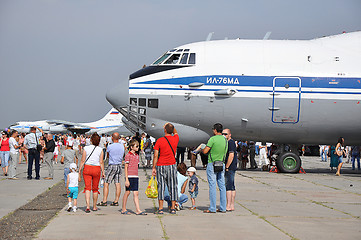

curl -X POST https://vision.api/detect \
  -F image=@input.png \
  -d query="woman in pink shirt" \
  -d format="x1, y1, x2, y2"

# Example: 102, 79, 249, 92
0, 132, 10, 176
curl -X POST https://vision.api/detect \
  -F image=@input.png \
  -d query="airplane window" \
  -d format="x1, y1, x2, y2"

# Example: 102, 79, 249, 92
176, 49, 183, 52
184, 49, 190, 52
169, 49, 176, 52
180, 53, 189, 64
130, 98, 137, 105
189, 53, 196, 64
153, 53, 171, 65
148, 99, 159, 108
138, 108, 146, 115
139, 98, 146, 106
164, 54, 181, 64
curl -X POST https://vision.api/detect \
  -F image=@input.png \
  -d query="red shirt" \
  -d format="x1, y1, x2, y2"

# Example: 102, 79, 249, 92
124, 151, 139, 177
0, 138, 10, 151
154, 134, 179, 166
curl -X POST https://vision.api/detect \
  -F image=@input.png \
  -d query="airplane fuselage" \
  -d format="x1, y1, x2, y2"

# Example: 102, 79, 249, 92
107, 32, 361, 147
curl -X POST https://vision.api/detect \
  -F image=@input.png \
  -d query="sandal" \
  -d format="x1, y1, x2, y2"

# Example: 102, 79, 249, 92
155, 209, 164, 215
190, 207, 196, 210
121, 210, 131, 215
170, 209, 176, 214
85, 208, 91, 213
136, 211, 147, 215
203, 210, 216, 213
93, 208, 98, 211
216, 209, 226, 213
97, 201, 107, 206
110, 201, 119, 206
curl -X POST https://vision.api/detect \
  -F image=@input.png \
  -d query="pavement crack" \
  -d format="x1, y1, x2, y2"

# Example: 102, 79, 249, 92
236, 201, 299, 240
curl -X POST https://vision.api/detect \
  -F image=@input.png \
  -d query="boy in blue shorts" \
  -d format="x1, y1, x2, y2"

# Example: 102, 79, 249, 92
66, 163, 79, 212
187, 167, 198, 210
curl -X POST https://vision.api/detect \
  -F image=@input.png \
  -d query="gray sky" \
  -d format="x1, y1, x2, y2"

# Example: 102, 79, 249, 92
0, 0, 360, 129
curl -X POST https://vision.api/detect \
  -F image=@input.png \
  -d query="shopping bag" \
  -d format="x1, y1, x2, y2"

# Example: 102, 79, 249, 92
145, 176, 158, 198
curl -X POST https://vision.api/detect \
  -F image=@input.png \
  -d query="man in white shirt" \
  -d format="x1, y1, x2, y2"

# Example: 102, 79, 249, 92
8, 130, 21, 179
24, 126, 43, 180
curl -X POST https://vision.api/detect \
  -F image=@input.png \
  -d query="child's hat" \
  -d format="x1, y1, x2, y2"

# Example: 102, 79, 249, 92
70, 163, 77, 170
187, 167, 196, 173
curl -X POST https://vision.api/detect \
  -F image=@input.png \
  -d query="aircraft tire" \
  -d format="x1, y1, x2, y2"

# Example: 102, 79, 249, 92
276, 152, 301, 173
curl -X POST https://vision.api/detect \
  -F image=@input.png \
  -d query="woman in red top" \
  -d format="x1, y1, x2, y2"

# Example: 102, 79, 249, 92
0, 132, 10, 176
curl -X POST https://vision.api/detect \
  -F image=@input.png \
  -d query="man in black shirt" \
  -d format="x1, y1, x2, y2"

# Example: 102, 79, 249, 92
223, 128, 237, 211
43, 134, 55, 180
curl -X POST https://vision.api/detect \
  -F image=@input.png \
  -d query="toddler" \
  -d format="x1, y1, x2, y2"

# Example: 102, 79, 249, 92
187, 167, 198, 210
66, 163, 79, 212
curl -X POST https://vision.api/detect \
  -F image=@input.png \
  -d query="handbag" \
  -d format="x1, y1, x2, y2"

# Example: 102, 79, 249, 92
34, 133, 42, 152
212, 138, 228, 173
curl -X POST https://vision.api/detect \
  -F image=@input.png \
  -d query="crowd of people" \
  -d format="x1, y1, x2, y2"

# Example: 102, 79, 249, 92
0, 124, 358, 214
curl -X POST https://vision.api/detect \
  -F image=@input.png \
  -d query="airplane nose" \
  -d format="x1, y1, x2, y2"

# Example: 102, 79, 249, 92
106, 81, 129, 109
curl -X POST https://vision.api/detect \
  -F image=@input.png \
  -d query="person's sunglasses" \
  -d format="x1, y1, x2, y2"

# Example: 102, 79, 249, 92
222, 133, 228, 135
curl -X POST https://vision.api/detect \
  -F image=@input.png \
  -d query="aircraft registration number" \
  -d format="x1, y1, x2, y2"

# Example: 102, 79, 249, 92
206, 77, 240, 85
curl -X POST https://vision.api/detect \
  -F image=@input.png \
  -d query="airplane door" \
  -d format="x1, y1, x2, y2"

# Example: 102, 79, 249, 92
271, 77, 301, 123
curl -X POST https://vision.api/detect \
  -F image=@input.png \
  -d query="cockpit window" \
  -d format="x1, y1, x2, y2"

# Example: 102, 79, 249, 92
153, 53, 171, 65
180, 53, 189, 64
176, 49, 183, 52
164, 54, 181, 64
169, 49, 176, 52
189, 53, 196, 64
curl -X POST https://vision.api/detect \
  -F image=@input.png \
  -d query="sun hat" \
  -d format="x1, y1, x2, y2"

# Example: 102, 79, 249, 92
187, 167, 196, 173
69, 163, 77, 170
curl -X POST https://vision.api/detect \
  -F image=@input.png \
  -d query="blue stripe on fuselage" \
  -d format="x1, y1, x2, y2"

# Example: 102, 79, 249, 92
131, 75, 361, 89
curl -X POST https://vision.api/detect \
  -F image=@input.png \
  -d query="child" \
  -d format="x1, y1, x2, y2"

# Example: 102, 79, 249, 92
61, 141, 78, 188
121, 139, 147, 215
187, 167, 198, 210
66, 163, 79, 212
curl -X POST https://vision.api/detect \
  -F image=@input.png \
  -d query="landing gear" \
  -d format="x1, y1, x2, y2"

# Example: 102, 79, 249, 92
276, 152, 302, 173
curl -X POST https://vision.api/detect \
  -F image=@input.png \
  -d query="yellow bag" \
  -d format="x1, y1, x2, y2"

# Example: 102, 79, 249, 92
145, 176, 158, 198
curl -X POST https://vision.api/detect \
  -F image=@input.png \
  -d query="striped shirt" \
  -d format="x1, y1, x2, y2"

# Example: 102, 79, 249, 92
125, 151, 139, 178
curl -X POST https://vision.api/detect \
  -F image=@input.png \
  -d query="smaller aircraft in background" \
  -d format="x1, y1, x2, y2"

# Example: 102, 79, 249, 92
9, 108, 131, 135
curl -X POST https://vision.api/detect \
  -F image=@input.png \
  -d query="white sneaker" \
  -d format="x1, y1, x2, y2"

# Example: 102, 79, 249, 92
73, 206, 77, 212
67, 204, 72, 212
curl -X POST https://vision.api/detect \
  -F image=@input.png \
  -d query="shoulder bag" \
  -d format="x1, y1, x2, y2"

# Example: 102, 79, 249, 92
211, 138, 228, 173
35, 133, 43, 152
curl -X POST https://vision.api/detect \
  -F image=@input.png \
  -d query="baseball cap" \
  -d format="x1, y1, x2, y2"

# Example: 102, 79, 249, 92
70, 163, 77, 170
187, 167, 196, 173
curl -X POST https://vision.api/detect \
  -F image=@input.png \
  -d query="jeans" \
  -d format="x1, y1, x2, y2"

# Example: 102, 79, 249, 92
64, 168, 70, 186
0, 151, 10, 167
351, 155, 360, 170
8, 153, 18, 178
206, 162, 226, 212
225, 170, 236, 191
28, 149, 40, 179
164, 192, 188, 208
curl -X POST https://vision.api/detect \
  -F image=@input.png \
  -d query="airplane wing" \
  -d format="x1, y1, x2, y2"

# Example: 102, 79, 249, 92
46, 120, 92, 134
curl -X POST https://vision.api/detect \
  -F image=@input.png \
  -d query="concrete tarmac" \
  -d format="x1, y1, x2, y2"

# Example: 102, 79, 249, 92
0, 158, 65, 219
2, 155, 361, 239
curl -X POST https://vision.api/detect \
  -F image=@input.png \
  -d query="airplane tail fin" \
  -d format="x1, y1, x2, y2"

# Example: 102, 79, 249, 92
88, 108, 122, 127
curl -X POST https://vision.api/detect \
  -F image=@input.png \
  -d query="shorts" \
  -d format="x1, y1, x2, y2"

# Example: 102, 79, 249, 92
225, 170, 236, 191
104, 164, 122, 183
338, 156, 343, 163
68, 187, 79, 199
125, 177, 139, 191
189, 190, 198, 199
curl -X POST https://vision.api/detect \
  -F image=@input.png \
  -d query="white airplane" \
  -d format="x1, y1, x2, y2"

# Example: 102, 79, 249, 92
9, 108, 131, 135
106, 31, 361, 173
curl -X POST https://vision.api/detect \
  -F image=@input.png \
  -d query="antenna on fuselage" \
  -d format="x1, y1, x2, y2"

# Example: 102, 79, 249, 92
206, 32, 214, 41
263, 31, 272, 40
